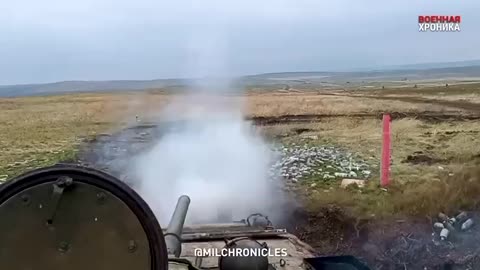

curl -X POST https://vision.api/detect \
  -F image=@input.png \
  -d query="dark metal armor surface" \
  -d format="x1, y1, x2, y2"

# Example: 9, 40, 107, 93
0, 164, 168, 270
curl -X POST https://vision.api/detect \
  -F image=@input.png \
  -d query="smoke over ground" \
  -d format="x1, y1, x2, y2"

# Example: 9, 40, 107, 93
127, 26, 289, 225
131, 85, 289, 226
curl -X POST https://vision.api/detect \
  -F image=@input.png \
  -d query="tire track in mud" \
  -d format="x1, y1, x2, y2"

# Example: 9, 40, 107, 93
249, 111, 480, 125
76, 109, 479, 180
75, 122, 170, 187
320, 90, 480, 113
75, 120, 306, 232
358, 94, 480, 113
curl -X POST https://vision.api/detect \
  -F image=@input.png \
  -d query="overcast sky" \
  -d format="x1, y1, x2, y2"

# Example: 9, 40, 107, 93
1, 0, 479, 85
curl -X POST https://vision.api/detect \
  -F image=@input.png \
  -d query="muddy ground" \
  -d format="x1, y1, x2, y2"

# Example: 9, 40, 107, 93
74, 114, 480, 270
291, 206, 480, 270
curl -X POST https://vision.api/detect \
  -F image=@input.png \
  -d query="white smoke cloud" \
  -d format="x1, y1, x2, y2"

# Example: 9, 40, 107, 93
134, 110, 281, 225
127, 22, 288, 225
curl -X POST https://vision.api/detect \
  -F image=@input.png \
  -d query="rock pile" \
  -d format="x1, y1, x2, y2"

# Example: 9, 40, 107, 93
269, 144, 372, 183
77, 126, 374, 186
433, 212, 475, 242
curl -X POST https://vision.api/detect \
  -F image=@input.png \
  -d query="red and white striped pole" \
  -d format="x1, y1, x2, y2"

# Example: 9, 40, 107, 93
381, 114, 391, 187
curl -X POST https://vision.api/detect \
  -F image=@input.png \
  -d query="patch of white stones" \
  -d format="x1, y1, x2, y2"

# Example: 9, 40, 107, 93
269, 144, 372, 183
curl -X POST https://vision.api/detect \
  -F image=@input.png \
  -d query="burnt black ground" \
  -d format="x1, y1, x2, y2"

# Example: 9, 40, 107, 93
76, 124, 159, 187
76, 122, 194, 188
75, 120, 303, 228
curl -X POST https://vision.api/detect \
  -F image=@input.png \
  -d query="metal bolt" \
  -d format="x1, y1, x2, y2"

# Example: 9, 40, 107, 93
20, 194, 30, 205
96, 192, 106, 204
128, 240, 137, 253
57, 176, 73, 188
58, 241, 70, 253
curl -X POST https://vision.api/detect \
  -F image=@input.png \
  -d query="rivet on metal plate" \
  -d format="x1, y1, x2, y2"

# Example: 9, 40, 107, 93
20, 194, 30, 206
96, 192, 106, 204
128, 240, 137, 253
58, 241, 70, 253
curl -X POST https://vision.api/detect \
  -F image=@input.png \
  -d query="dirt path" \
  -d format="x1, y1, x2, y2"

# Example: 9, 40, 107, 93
250, 111, 480, 125
357, 95, 480, 113
317, 89, 480, 114
75, 122, 167, 188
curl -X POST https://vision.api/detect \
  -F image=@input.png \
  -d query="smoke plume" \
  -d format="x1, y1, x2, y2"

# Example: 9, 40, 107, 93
131, 29, 288, 226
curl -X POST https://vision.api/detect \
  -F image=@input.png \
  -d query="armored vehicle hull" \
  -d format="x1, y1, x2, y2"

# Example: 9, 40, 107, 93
0, 165, 370, 270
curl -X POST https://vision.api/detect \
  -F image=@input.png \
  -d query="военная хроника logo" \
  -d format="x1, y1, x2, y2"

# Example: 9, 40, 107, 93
418, 15, 461, 32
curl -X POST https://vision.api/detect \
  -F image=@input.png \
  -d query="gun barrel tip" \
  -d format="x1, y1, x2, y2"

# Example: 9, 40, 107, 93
179, 195, 191, 202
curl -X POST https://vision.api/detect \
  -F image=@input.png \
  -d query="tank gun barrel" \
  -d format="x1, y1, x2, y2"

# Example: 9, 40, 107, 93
165, 195, 190, 257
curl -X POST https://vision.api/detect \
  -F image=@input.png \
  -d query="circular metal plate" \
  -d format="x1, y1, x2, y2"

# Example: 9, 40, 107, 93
0, 164, 167, 270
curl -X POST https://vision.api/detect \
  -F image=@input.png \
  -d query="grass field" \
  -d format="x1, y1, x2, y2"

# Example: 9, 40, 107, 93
1, 83, 479, 221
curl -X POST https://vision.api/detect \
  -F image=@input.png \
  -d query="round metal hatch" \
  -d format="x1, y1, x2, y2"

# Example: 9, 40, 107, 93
0, 164, 167, 270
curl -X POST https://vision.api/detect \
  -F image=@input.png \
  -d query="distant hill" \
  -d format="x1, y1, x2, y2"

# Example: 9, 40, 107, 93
374, 60, 480, 71
240, 65, 480, 84
0, 79, 193, 98
1, 62, 480, 97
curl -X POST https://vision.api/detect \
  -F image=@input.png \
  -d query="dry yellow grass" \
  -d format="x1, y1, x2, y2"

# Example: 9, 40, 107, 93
0, 89, 474, 168
0, 94, 126, 178
262, 117, 480, 181
422, 94, 480, 104
246, 93, 458, 116
261, 116, 480, 218
0, 86, 478, 219
303, 165, 480, 220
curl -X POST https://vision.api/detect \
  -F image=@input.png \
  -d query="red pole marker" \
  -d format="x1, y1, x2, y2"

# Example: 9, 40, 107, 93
381, 114, 391, 187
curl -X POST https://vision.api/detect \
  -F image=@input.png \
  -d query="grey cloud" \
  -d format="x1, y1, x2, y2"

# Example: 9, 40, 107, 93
1, 0, 479, 84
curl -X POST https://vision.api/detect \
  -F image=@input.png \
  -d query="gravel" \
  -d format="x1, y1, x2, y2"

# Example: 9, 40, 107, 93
76, 125, 374, 185
269, 143, 373, 183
